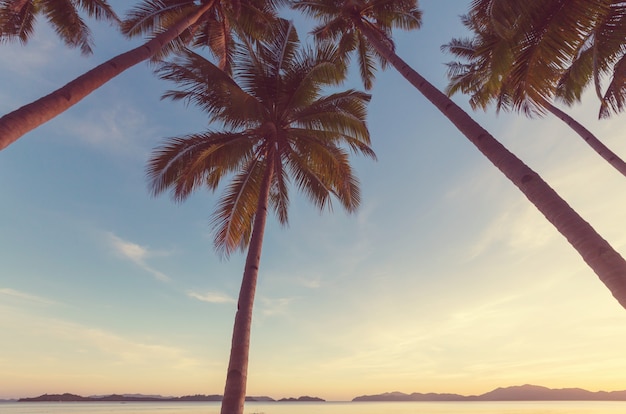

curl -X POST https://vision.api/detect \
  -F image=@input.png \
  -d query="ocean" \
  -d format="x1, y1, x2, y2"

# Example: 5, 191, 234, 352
1, 401, 626, 414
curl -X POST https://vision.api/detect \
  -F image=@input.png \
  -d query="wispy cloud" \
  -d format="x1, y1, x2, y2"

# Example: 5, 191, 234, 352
187, 290, 236, 304
464, 201, 556, 261
0, 27, 70, 81
1, 312, 201, 370
297, 276, 321, 289
63, 104, 157, 158
77, 326, 200, 368
0, 288, 59, 306
187, 289, 293, 315
107, 233, 171, 282
259, 296, 294, 317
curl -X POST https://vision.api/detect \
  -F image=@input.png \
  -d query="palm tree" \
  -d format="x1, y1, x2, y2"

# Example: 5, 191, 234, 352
462, 0, 626, 118
0, 0, 282, 151
0, 0, 119, 55
291, 0, 626, 309
148, 20, 375, 414
441, 12, 626, 177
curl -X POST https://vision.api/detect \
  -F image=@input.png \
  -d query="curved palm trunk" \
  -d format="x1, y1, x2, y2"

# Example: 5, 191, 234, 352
220, 157, 274, 414
0, 2, 213, 151
360, 26, 626, 309
545, 102, 626, 177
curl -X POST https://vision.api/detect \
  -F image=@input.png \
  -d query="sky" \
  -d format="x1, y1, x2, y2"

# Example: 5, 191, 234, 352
2, 0, 626, 403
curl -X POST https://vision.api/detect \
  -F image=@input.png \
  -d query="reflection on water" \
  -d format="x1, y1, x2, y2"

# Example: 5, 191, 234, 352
3, 401, 626, 414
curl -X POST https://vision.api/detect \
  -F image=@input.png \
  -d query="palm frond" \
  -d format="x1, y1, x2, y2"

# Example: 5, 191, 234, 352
258, 19, 299, 80
0, 1, 35, 43
335, 27, 357, 59
120, 0, 191, 37
291, 0, 342, 23
285, 145, 336, 212
297, 87, 370, 113
286, 139, 360, 212
157, 49, 263, 128
356, 31, 376, 89
281, 45, 346, 111
289, 126, 375, 161
147, 131, 255, 202
76, 0, 119, 22
231, 0, 282, 43
310, 16, 349, 42
120, 0, 213, 61
211, 154, 265, 255
291, 0, 420, 88
233, 26, 277, 105
589, 2, 626, 102
390, 9, 421, 31
365, 0, 421, 31
599, 52, 626, 118
0, 0, 117, 49
442, 37, 477, 61
556, 46, 593, 104
270, 152, 290, 226
42, 0, 94, 54
192, 8, 232, 71
507, 0, 609, 105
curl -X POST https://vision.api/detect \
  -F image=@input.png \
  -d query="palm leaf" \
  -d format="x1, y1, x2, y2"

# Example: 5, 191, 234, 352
77, 0, 119, 21
0, 1, 35, 43
281, 45, 346, 112
121, 0, 191, 37
147, 131, 255, 201
42, 0, 94, 54
356, 31, 377, 89
211, 153, 265, 255
158, 49, 264, 128
270, 150, 290, 225
600, 52, 626, 118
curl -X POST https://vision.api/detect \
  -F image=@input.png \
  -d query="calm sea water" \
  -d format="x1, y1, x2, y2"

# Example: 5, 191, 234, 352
1, 401, 626, 414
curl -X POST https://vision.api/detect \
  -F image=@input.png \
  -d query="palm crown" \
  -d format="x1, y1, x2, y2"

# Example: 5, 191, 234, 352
291, 0, 422, 89
147, 20, 375, 255
446, 0, 626, 118
0, 0, 119, 54
121, 0, 285, 70
443, 12, 530, 115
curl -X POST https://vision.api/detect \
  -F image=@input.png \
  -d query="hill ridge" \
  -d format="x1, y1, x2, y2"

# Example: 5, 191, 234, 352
353, 384, 626, 401
17, 393, 323, 403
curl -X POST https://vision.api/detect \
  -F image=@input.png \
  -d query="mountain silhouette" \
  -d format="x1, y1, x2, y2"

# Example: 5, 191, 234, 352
353, 384, 626, 401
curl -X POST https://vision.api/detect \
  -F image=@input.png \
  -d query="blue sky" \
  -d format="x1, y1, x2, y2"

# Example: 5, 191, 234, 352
2, 0, 626, 402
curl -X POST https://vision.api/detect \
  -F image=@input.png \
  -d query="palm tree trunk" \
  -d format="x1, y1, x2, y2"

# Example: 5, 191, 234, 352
0, 2, 214, 151
544, 102, 626, 177
360, 26, 626, 309
220, 156, 274, 414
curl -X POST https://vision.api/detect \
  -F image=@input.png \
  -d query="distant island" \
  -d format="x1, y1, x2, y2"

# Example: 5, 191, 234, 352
17, 393, 324, 403
19, 393, 219, 402
13, 385, 626, 403
278, 396, 325, 402
353, 384, 626, 401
